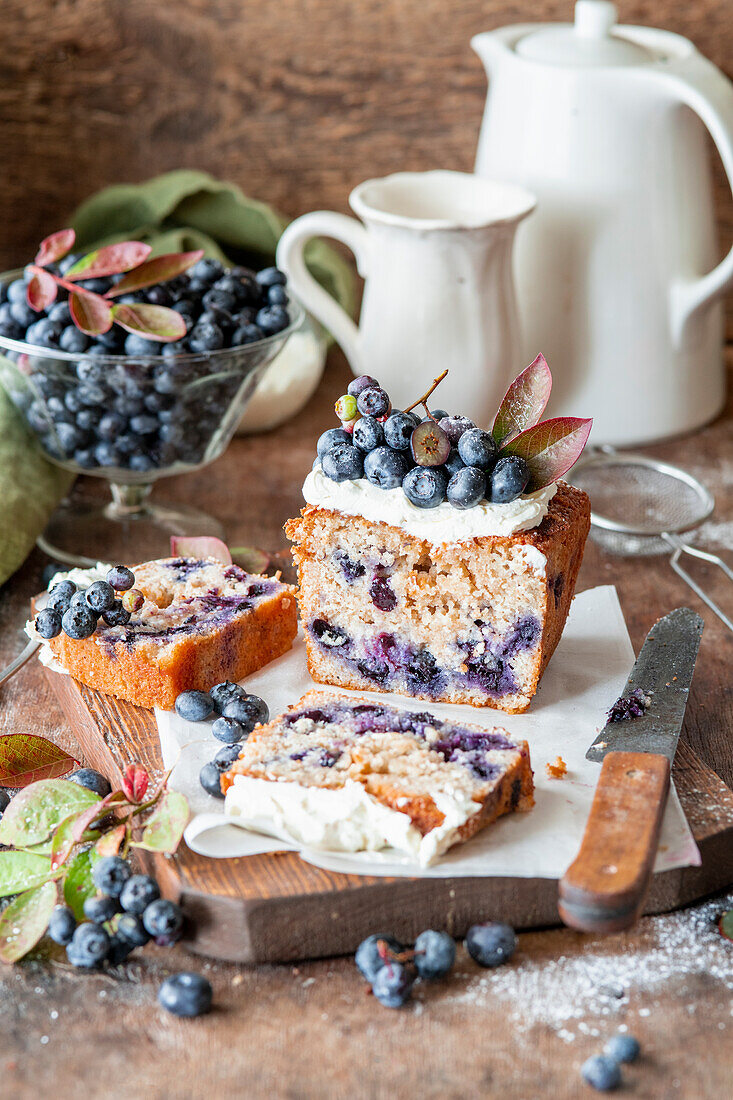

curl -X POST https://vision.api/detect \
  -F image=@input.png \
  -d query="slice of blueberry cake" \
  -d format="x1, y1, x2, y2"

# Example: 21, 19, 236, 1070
221, 691, 534, 865
47, 557, 297, 709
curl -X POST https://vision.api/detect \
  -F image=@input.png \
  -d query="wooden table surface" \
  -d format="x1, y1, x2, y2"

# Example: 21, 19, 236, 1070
0, 351, 732, 1098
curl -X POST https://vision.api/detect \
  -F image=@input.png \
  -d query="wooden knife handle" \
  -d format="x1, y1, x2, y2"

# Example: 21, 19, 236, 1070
558, 751, 671, 933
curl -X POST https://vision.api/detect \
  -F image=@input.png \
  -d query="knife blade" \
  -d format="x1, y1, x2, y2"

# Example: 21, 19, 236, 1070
559, 607, 703, 934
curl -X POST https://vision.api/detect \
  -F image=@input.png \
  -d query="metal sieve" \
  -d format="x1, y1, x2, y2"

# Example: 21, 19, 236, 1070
569, 449, 733, 633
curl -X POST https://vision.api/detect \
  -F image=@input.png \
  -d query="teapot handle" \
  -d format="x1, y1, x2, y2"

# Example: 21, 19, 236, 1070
276, 211, 369, 374
665, 59, 733, 344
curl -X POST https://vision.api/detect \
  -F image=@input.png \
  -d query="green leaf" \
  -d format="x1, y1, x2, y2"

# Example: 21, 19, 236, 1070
34, 228, 76, 267
0, 851, 56, 897
500, 416, 593, 491
0, 881, 57, 963
63, 847, 99, 921
230, 546, 271, 575
110, 302, 186, 342
95, 823, 127, 858
106, 250, 205, 297
492, 354, 553, 447
69, 291, 113, 336
50, 810, 101, 871
0, 780, 100, 848
134, 791, 189, 854
25, 268, 58, 313
719, 910, 733, 942
0, 734, 77, 787
65, 241, 151, 280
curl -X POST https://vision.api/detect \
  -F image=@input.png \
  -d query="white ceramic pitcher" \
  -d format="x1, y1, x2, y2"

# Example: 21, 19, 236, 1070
473, 1, 733, 445
276, 170, 536, 424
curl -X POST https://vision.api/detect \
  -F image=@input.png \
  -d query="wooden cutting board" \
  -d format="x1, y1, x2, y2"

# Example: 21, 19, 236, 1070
44, 666, 733, 964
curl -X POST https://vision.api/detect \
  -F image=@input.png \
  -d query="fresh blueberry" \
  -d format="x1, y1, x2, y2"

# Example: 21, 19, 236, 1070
77, 277, 112, 294
128, 414, 157, 436
372, 961, 415, 1008
55, 422, 89, 455
61, 604, 99, 639
0, 788, 9, 816
457, 428, 498, 470
68, 589, 92, 611
124, 333, 161, 357
75, 407, 101, 432
26, 318, 64, 349
355, 933, 404, 982
46, 578, 76, 612
0, 316, 24, 339
48, 905, 76, 946
356, 386, 391, 419
322, 442, 364, 482
190, 258, 224, 284
604, 1035, 640, 1064
158, 972, 212, 1018
107, 933, 136, 966
447, 466, 486, 509
213, 743, 242, 770
439, 415, 475, 446
231, 322, 264, 345
267, 284, 288, 306
92, 441, 120, 467
68, 768, 111, 797
41, 563, 65, 591
316, 427, 351, 459
6, 278, 28, 304
188, 320, 224, 353
581, 1055, 622, 1092
142, 898, 183, 943
414, 929, 456, 980
76, 359, 106, 384
121, 588, 144, 613
383, 412, 418, 451
211, 717, 247, 744
48, 301, 71, 324
221, 693, 269, 729
116, 913, 151, 948
35, 608, 62, 639
489, 455, 530, 503
85, 580, 116, 613
172, 297, 196, 316
202, 287, 237, 314
145, 284, 173, 307
129, 451, 156, 472
352, 415, 384, 452
102, 601, 131, 627
402, 466, 448, 508
364, 446, 410, 490
347, 374, 379, 398
443, 448, 465, 478
199, 762, 225, 798
107, 565, 135, 591
175, 690, 214, 722
97, 412, 125, 441
77, 382, 107, 407
92, 856, 132, 897
209, 681, 245, 714
429, 408, 449, 420
465, 921, 516, 967
255, 266, 286, 288
255, 305, 289, 335
73, 447, 98, 469
83, 894, 120, 924
119, 874, 160, 915
66, 922, 110, 968
9, 299, 36, 328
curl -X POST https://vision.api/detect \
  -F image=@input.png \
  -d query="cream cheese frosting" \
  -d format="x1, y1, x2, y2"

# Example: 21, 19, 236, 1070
224, 774, 480, 867
303, 464, 556, 542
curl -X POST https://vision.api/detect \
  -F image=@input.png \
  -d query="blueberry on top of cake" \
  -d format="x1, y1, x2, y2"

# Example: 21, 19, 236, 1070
221, 691, 534, 865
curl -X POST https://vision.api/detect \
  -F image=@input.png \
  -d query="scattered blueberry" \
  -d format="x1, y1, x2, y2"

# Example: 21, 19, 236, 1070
102, 601, 132, 627
221, 693, 269, 729
355, 933, 404, 982
414, 930, 456, 980
85, 580, 116, 613
209, 680, 245, 714
581, 1055, 622, 1092
372, 961, 415, 1008
142, 898, 183, 943
212, 716, 247, 744
66, 922, 110, 968
92, 856, 132, 897
364, 446, 410, 490
447, 466, 486, 509
48, 905, 76, 946
213, 743, 242, 770
119, 875, 161, 915
158, 972, 212, 1017
255, 305, 289, 335
255, 266, 286, 288
322, 442, 364, 482
107, 933, 136, 966
175, 690, 214, 722
83, 895, 120, 924
116, 913, 151, 947
603, 1034, 640, 1064
489, 455, 530, 503
35, 608, 62, 639
67, 768, 112, 798
199, 762, 225, 798
465, 922, 517, 968
403, 466, 448, 508
457, 428, 498, 470
46, 579, 77, 613
0, 789, 10, 816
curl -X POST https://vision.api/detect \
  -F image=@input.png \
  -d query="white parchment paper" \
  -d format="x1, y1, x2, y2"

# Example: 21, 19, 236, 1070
157, 586, 700, 879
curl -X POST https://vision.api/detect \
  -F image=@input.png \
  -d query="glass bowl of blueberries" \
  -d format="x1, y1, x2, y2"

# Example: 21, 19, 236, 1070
0, 247, 304, 565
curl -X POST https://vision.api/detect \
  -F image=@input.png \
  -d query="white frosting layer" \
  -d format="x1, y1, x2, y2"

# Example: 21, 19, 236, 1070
225, 775, 479, 867
26, 562, 111, 650
303, 465, 556, 543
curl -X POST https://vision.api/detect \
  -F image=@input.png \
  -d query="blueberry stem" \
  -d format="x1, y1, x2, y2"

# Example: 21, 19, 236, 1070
404, 369, 449, 418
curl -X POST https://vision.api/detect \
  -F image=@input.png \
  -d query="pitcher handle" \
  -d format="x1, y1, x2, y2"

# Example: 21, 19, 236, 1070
665, 60, 733, 344
276, 211, 369, 374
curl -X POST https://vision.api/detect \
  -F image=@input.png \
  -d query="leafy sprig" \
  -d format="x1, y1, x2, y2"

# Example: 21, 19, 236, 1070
0, 740, 189, 963
24, 228, 204, 342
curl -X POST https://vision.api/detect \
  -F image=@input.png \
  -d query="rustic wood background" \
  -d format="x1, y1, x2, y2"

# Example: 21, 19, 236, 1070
0, 0, 731, 327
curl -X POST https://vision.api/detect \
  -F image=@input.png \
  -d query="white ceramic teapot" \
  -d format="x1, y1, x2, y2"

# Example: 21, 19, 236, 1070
473, 1, 733, 445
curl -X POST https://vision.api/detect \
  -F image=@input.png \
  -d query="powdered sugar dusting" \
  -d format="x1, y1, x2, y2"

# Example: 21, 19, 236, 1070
445, 891, 733, 1039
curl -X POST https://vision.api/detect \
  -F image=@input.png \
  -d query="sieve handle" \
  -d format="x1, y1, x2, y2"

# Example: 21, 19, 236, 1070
558, 751, 670, 933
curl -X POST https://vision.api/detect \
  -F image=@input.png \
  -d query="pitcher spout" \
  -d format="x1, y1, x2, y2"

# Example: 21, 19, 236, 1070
470, 30, 504, 77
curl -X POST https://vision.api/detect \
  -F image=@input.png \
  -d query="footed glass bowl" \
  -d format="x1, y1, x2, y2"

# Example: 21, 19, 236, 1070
0, 269, 304, 565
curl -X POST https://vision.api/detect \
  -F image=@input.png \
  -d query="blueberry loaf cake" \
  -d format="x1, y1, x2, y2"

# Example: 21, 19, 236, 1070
46, 557, 297, 709
285, 366, 591, 714
222, 691, 534, 865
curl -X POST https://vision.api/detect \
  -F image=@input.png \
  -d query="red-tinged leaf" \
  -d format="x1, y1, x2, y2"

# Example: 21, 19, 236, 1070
133, 790, 189, 854
0, 881, 57, 964
34, 228, 76, 267
69, 291, 113, 336
492, 354, 553, 446
106, 250, 205, 298
230, 546, 271, 574
501, 416, 593, 490
122, 764, 149, 804
65, 241, 151, 280
170, 536, 232, 564
26, 268, 58, 312
0, 734, 77, 788
719, 910, 733, 942
110, 302, 186, 342
95, 823, 128, 858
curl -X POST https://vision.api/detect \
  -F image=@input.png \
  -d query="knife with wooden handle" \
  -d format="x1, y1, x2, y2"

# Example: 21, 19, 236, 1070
558, 607, 703, 934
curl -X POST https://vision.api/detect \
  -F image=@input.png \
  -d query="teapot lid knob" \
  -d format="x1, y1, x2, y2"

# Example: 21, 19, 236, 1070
515, 1, 655, 68
574, 1, 616, 39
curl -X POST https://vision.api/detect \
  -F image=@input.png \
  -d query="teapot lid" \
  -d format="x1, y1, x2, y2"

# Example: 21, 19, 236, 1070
515, 1, 657, 68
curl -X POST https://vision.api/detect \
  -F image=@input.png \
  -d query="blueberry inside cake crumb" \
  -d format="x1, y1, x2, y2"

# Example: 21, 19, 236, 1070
607, 687, 651, 723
